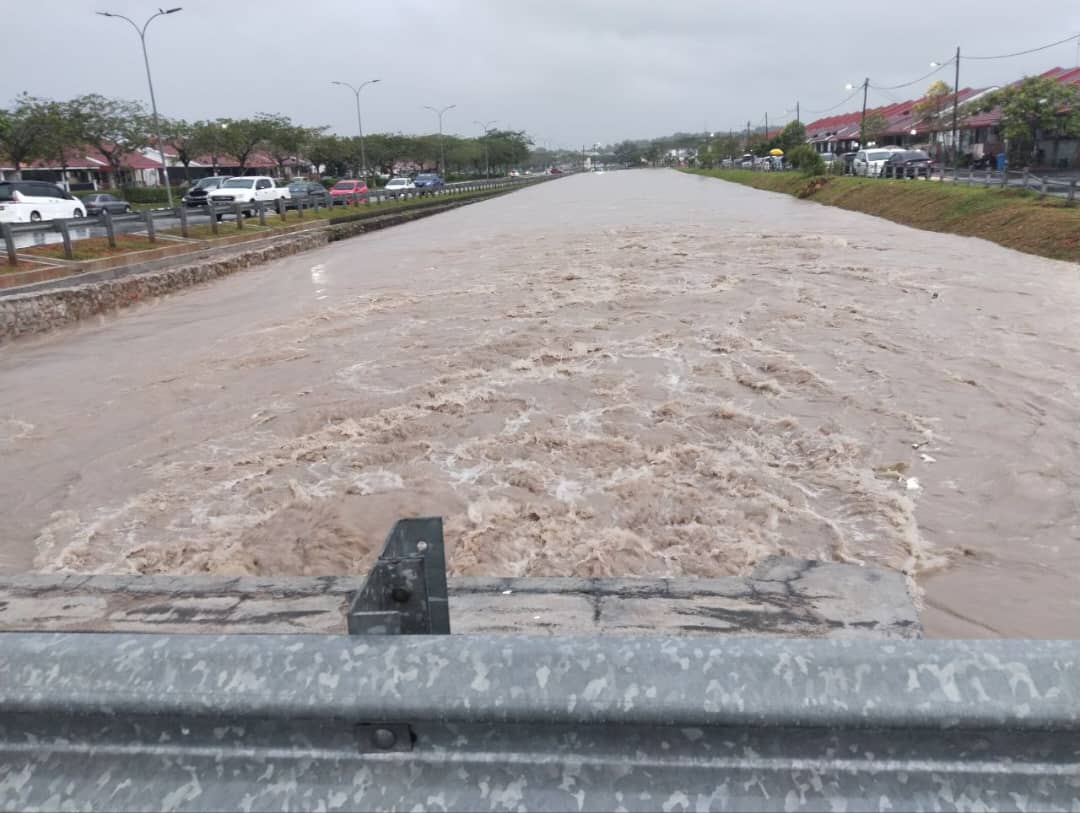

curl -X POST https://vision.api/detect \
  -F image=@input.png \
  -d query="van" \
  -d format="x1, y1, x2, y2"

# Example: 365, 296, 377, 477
0, 181, 87, 223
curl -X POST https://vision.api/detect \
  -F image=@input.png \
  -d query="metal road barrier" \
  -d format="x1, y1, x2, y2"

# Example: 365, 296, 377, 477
1, 635, 1078, 811
0, 175, 549, 265
2, 517, 1077, 811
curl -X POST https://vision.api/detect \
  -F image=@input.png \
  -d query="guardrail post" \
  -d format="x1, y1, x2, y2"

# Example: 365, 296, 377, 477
55, 220, 74, 259
984, 169, 991, 187
276, 198, 287, 222
1, 223, 16, 266
258, 201, 267, 226
1022, 168, 1030, 189
1040, 178, 1047, 198
177, 206, 190, 238
209, 204, 220, 235
143, 210, 157, 243
1000, 169, 1008, 188
297, 200, 305, 220
234, 203, 245, 230
1069, 180, 1077, 205
102, 209, 117, 248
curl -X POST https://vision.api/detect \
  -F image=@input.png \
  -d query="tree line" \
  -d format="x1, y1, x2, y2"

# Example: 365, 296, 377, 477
0, 94, 535, 183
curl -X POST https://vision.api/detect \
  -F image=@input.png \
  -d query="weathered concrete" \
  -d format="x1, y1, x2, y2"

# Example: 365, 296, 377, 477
0, 557, 920, 638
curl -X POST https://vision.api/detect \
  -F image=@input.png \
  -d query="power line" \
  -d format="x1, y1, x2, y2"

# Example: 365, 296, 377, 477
870, 59, 954, 91
965, 32, 1080, 61
803, 88, 861, 116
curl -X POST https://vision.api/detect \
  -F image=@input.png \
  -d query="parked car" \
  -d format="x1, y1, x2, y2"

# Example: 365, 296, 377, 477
383, 177, 416, 198
0, 181, 86, 223
820, 152, 839, 167
739, 153, 755, 168
288, 180, 331, 206
329, 179, 369, 205
82, 193, 132, 216
548, 167, 563, 174
206, 176, 290, 217
841, 151, 858, 175
182, 176, 231, 207
413, 173, 445, 192
881, 150, 932, 179
853, 148, 900, 177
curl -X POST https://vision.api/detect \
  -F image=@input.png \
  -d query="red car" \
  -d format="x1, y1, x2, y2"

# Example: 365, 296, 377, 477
329, 179, 369, 205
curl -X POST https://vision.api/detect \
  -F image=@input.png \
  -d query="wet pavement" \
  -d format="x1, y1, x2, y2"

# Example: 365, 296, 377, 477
1, 169, 1078, 638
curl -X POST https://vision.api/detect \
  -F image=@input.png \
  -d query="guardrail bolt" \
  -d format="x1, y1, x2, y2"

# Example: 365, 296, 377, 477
372, 728, 397, 750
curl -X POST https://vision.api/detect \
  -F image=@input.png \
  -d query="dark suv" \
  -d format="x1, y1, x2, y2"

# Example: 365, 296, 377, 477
413, 173, 445, 193
182, 176, 231, 207
881, 151, 932, 179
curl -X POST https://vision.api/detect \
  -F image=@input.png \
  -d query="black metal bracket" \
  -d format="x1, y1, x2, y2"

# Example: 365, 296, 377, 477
346, 517, 450, 635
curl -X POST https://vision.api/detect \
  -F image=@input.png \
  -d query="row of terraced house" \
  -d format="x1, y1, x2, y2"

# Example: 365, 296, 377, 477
805, 66, 1080, 169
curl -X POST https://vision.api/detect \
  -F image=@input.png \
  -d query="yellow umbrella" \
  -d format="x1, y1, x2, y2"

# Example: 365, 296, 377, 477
769, 148, 784, 156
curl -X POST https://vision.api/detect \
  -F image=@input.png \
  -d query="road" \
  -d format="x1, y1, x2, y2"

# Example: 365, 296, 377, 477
1, 169, 1078, 638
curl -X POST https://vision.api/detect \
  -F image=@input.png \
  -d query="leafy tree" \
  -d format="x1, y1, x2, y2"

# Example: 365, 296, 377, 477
778, 120, 807, 152
71, 94, 150, 187
912, 80, 953, 125
189, 119, 231, 174
972, 75, 1080, 164
307, 134, 349, 177
218, 117, 271, 173
37, 99, 87, 190
611, 140, 644, 166
259, 113, 321, 177
860, 111, 888, 147
0, 94, 55, 180
161, 118, 199, 182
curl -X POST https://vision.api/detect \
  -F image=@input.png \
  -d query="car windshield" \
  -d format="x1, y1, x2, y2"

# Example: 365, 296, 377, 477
868, 151, 892, 161
198, 178, 224, 187
332, 182, 355, 189
223, 179, 255, 189
387, 179, 407, 186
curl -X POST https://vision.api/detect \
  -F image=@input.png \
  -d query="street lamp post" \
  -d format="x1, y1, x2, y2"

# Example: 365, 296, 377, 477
845, 78, 870, 148
331, 79, 380, 183
424, 104, 456, 176
474, 119, 496, 177
97, 7, 182, 207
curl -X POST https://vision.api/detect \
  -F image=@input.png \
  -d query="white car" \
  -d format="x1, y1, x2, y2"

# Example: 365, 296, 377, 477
206, 176, 290, 216
853, 148, 903, 177
383, 177, 416, 198
0, 180, 87, 223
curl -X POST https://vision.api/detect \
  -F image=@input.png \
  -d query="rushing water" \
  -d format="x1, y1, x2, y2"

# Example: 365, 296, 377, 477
2, 169, 1078, 637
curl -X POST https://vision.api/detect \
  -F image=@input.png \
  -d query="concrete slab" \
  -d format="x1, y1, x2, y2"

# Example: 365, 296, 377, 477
0, 557, 920, 639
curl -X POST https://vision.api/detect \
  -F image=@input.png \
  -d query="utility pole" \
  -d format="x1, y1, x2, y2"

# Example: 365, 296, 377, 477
424, 104, 456, 175
765, 112, 768, 141
581, 144, 586, 171
860, 77, 869, 147
332, 79, 380, 183
796, 101, 800, 125
746, 120, 751, 149
951, 46, 961, 169
97, 7, 182, 207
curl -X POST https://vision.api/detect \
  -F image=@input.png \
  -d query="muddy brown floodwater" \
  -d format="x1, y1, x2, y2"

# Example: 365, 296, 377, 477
1, 169, 1078, 637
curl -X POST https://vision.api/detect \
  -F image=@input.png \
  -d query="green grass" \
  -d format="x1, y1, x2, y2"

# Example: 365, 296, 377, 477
686, 169, 1080, 263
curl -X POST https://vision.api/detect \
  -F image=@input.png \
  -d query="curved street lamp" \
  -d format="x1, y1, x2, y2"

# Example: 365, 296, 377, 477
424, 105, 456, 175
474, 119, 497, 177
97, 7, 182, 207
332, 79, 380, 182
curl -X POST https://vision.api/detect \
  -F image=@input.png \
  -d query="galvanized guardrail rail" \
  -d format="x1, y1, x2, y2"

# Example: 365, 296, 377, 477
1, 519, 1077, 812
0, 176, 542, 265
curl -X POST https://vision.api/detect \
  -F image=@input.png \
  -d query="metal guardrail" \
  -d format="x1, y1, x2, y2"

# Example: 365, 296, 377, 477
0, 176, 544, 265
1, 634, 1078, 811
0, 519, 1077, 810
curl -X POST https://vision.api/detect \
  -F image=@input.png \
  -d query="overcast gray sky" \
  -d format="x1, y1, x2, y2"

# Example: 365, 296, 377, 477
5, 0, 1080, 147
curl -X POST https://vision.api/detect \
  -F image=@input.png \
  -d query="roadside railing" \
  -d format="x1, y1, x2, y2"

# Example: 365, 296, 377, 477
0, 176, 544, 266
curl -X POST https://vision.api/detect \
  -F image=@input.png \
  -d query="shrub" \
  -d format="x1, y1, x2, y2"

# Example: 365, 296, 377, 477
786, 145, 826, 176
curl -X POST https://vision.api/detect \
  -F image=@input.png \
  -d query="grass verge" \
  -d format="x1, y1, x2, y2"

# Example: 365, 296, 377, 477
21, 234, 158, 261
686, 169, 1080, 263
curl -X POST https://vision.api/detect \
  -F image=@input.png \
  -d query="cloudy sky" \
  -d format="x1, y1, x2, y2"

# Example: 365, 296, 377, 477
4, 0, 1080, 147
